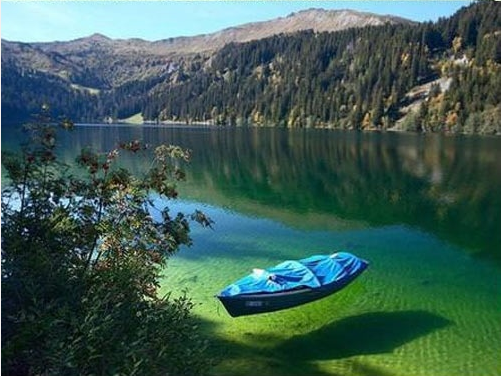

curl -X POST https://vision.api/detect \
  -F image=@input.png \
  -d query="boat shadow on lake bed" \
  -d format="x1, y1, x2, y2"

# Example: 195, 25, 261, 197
275, 310, 451, 360
203, 310, 451, 376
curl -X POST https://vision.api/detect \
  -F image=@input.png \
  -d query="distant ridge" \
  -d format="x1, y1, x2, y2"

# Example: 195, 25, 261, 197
153, 8, 414, 54
2, 8, 413, 58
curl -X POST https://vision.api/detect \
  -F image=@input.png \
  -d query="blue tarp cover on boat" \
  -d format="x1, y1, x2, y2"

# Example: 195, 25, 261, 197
299, 252, 364, 285
219, 252, 365, 297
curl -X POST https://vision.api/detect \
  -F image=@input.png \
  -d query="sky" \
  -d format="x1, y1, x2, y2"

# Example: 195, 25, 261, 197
1, 1, 474, 43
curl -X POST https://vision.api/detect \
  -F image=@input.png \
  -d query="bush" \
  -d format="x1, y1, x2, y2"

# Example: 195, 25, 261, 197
464, 105, 501, 135
1, 107, 213, 375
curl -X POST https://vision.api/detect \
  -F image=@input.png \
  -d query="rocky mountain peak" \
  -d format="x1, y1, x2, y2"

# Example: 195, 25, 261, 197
86, 33, 112, 42
281, 8, 414, 32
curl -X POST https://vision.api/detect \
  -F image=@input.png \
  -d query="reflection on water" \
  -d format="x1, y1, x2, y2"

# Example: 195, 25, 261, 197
6, 124, 497, 264
171, 128, 501, 265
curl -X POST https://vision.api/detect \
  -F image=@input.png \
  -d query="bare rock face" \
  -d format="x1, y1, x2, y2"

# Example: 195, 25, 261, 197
152, 8, 413, 54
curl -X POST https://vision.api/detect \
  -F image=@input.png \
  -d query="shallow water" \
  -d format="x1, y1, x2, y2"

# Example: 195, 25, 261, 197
159, 200, 500, 376
3, 124, 501, 375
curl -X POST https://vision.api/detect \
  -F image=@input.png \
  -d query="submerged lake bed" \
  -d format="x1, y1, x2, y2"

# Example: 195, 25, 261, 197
3, 124, 501, 376
161, 202, 500, 376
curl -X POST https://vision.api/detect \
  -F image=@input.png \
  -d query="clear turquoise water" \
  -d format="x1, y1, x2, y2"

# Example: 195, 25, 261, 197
159, 200, 501, 376
3, 125, 501, 376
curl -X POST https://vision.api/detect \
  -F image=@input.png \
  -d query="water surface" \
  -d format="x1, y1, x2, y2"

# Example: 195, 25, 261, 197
3, 125, 501, 376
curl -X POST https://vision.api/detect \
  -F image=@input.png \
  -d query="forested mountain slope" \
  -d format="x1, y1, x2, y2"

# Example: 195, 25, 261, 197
1, 8, 409, 123
2, 1, 500, 134
142, 1, 501, 134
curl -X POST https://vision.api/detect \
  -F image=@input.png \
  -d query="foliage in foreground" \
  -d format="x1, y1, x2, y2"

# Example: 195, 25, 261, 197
1, 108, 214, 375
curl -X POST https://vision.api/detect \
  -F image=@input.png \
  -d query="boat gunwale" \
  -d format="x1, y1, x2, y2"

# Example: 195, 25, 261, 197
216, 286, 312, 300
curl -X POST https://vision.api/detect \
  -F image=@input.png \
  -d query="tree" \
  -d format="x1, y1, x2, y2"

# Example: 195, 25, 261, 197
1, 107, 213, 376
371, 89, 385, 128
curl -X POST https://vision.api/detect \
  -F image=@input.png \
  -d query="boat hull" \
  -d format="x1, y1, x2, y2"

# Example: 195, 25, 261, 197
217, 261, 367, 317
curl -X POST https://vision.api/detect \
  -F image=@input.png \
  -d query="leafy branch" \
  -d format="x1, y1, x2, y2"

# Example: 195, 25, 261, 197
1, 106, 212, 376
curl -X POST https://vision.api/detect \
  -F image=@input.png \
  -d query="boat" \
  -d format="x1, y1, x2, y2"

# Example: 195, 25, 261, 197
216, 251, 368, 317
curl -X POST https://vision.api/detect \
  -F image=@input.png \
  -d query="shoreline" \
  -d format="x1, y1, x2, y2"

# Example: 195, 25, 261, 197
74, 121, 501, 137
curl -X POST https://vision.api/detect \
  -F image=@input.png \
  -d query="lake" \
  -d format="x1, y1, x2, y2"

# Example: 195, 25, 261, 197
2, 124, 501, 376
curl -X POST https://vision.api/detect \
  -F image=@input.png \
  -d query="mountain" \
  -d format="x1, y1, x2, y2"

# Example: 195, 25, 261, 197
1, 8, 413, 123
2, 2, 500, 134
2, 9, 411, 89
11, 9, 412, 55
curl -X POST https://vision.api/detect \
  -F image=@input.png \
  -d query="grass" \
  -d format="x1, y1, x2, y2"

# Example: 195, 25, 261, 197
120, 113, 144, 124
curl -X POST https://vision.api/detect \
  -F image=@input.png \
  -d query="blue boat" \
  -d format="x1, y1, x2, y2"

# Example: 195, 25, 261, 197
217, 252, 368, 317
